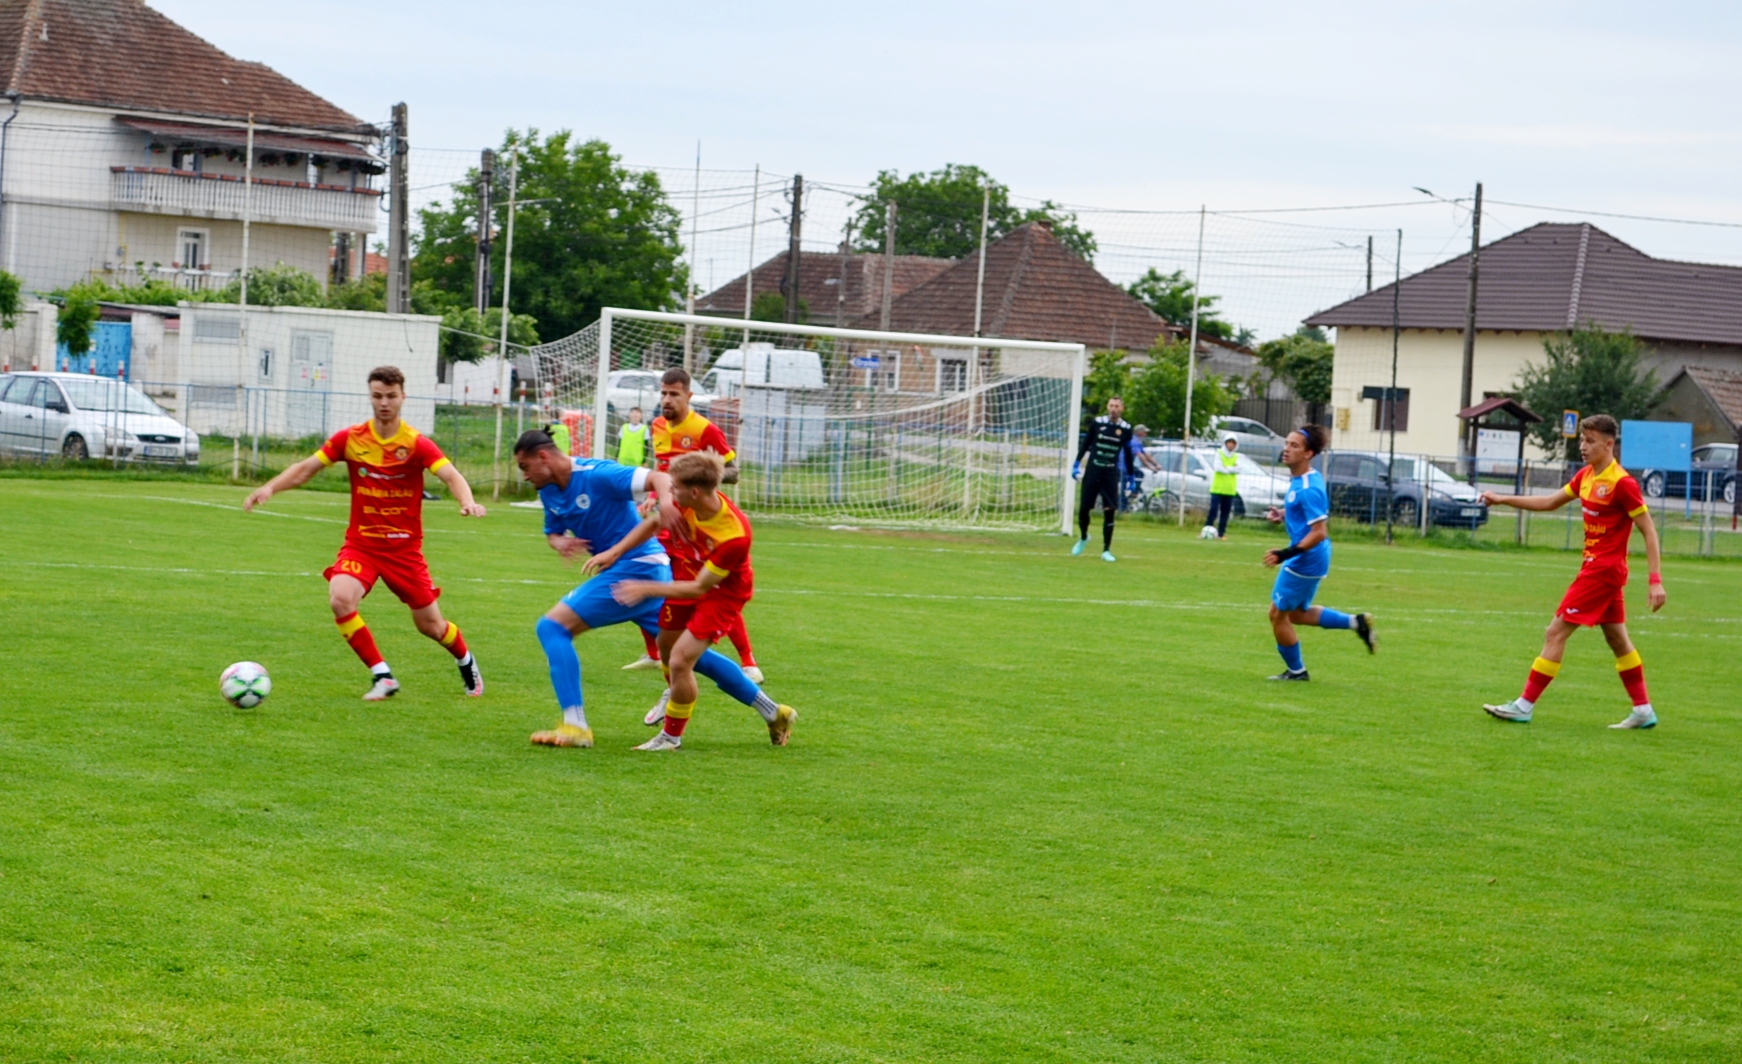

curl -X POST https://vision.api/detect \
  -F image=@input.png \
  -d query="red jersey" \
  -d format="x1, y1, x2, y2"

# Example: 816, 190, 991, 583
315, 421, 451, 552
1562, 460, 1647, 575
651, 409, 735, 471
668, 491, 754, 604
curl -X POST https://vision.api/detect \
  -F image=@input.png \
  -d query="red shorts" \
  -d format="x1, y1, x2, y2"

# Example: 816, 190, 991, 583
1557, 568, 1626, 626
658, 595, 746, 643
324, 545, 441, 610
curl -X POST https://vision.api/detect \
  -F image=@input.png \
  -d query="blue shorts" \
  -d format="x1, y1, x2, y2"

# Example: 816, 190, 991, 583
1271, 567, 1324, 612
560, 555, 670, 633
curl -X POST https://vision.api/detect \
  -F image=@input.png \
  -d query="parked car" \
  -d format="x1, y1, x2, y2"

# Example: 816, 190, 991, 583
1138, 442, 1288, 516
0, 372, 199, 463
1316, 450, 1488, 529
1636, 443, 1737, 505
605, 369, 662, 417
1207, 415, 1288, 463
702, 343, 826, 400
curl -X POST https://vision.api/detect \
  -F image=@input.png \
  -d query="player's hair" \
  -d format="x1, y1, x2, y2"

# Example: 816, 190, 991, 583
1296, 424, 1329, 455
661, 367, 692, 389
1133, 424, 1149, 434
367, 366, 405, 389
669, 450, 724, 491
513, 429, 561, 456
1581, 414, 1620, 438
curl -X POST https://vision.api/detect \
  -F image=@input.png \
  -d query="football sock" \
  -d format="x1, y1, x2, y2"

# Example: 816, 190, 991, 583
1102, 514, 1115, 551
1276, 641, 1305, 673
695, 648, 761, 707
640, 627, 660, 660
437, 621, 469, 660
370, 661, 392, 678
1615, 649, 1650, 706
726, 614, 757, 667
751, 691, 781, 724
663, 699, 694, 737
1521, 656, 1560, 704
536, 617, 584, 714
563, 705, 589, 730
336, 611, 384, 669
1316, 608, 1354, 629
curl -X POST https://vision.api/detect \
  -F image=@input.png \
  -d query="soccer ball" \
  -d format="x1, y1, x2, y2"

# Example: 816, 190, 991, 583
220, 661, 272, 708
1199, 524, 1220, 540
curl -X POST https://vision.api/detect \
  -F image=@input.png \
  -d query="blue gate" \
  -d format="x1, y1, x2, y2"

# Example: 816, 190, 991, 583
58, 321, 132, 376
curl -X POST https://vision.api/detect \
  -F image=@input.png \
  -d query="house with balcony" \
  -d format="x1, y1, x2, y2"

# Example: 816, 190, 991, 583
0, 0, 381, 297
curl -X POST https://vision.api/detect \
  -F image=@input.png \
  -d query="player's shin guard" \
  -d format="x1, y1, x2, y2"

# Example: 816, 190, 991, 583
726, 614, 757, 667
663, 699, 693, 737
1615, 650, 1650, 707
1520, 656, 1560, 707
536, 617, 584, 714
336, 611, 384, 670
437, 621, 469, 660
1315, 608, 1355, 629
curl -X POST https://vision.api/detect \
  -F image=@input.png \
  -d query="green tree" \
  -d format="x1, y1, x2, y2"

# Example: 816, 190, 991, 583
852, 164, 1097, 262
1126, 340, 1234, 439
55, 284, 101, 356
750, 291, 806, 323
413, 129, 687, 342
1516, 323, 1659, 460
1082, 350, 1131, 416
0, 270, 22, 329
1255, 328, 1334, 406
208, 262, 326, 307
1124, 267, 1242, 342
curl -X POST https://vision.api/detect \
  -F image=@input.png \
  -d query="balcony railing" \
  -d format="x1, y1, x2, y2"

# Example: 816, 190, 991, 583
112, 167, 381, 233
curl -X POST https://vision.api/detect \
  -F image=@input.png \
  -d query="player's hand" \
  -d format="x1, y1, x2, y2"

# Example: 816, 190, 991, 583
1264, 506, 1283, 524
459, 502, 486, 517
243, 486, 271, 511
1649, 582, 1667, 612
552, 536, 591, 560
1072, 464, 1081, 480
657, 497, 682, 530
581, 549, 618, 576
1479, 490, 1502, 506
1262, 549, 1282, 568
612, 581, 653, 606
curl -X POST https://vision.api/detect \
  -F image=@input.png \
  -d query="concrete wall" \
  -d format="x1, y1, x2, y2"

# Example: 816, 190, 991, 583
0, 303, 59, 372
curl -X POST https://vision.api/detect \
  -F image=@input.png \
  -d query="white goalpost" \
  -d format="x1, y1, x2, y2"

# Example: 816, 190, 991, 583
519, 308, 1086, 532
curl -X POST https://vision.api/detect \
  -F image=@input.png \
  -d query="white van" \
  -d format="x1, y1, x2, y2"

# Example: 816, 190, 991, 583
701, 342, 826, 398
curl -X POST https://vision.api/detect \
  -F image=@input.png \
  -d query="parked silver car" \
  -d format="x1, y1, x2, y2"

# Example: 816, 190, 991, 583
1208, 415, 1288, 463
0, 373, 200, 463
1138, 442, 1288, 516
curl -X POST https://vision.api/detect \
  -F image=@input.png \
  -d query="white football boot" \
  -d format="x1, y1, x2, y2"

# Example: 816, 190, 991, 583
644, 688, 671, 727
634, 731, 683, 751
362, 675, 401, 701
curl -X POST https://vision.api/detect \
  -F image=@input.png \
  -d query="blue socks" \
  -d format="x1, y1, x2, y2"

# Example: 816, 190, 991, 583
1277, 642, 1305, 673
536, 616, 583, 711
695, 648, 760, 706
1316, 608, 1355, 630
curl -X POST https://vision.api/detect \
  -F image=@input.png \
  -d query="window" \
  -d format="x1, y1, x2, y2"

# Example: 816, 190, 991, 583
178, 228, 209, 271
937, 357, 967, 394
1370, 387, 1410, 432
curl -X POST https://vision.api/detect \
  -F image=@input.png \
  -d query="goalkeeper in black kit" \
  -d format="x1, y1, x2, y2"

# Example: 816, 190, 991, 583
1072, 396, 1144, 561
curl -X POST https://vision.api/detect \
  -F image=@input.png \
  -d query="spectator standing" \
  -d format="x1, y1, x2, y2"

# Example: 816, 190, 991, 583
1206, 436, 1240, 538
618, 406, 650, 467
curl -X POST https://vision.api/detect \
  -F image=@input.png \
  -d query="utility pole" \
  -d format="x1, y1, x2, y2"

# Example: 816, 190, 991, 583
781, 173, 803, 323
1459, 181, 1483, 465
971, 184, 990, 337
879, 201, 897, 331
475, 149, 494, 315
1365, 234, 1373, 293
835, 220, 852, 327
685, 140, 701, 372
1385, 228, 1402, 544
385, 102, 410, 314
490, 156, 519, 501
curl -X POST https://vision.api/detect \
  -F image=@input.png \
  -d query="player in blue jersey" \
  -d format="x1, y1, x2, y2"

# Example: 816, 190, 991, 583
1261, 425, 1376, 681
512, 429, 681, 749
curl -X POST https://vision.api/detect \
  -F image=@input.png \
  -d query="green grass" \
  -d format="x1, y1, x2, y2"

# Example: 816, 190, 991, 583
1, 480, 1738, 1062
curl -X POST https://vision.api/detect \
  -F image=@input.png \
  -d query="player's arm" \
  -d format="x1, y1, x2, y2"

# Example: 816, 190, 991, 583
581, 510, 660, 575
612, 565, 727, 606
1633, 506, 1667, 612
243, 454, 324, 510
433, 461, 486, 517
1480, 486, 1576, 512
721, 459, 740, 485
547, 532, 592, 561
1264, 518, 1327, 567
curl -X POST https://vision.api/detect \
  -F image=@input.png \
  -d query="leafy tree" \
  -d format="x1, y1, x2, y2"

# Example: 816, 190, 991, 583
1081, 342, 1233, 439
1516, 323, 1659, 459
413, 129, 687, 342
1255, 328, 1334, 406
750, 291, 805, 323
208, 262, 326, 307
325, 272, 388, 312
852, 164, 1097, 262
0, 270, 23, 328
1124, 267, 1242, 342
55, 284, 101, 356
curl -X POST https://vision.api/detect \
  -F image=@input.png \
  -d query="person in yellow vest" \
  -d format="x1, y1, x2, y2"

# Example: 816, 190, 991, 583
546, 420, 571, 458
617, 406, 650, 467
1205, 435, 1241, 539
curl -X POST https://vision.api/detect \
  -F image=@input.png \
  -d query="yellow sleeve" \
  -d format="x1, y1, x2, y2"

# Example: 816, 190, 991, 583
703, 560, 731, 578
428, 456, 452, 474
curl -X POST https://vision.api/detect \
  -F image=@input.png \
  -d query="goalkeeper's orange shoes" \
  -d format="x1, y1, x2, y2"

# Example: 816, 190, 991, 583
530, 723, 594, 748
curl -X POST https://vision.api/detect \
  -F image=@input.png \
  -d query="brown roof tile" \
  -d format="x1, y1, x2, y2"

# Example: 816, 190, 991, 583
0, 0, 368, 134
855, 221, 1176, 349
694, 250, 953, 325
1306, 222, 1742, 346
1681, 366, 1742, 428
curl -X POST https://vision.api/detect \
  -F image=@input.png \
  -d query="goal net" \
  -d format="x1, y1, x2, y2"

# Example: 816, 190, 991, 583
522, 309, 1085, 532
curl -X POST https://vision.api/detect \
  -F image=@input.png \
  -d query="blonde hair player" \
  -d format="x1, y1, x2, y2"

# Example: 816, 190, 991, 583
1480, 415, 1666, 729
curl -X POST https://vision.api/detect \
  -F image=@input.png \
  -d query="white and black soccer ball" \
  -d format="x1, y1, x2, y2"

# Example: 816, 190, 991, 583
220, 661, 272, 708
1199, 524, 1220, 540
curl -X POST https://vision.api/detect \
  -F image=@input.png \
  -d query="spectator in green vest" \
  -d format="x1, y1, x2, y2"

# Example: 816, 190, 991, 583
1206, 435, 1241, 539
546, 420, 571, 457
617, 406, 650, 467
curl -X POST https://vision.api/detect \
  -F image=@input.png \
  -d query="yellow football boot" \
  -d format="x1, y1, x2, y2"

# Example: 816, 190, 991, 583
530, 723, 594, 748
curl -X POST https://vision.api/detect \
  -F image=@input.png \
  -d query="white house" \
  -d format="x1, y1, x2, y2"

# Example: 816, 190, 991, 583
0, 0, 381, 296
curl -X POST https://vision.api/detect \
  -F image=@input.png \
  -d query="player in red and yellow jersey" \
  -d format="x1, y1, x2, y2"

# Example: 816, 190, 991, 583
1480, 415, 1667, 729
620, 366, 765, 682
243, 366, 487, 701
610, 451, 796, 750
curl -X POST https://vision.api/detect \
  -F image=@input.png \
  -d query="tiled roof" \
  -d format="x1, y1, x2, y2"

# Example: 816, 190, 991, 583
854, 221, 1176, 350
1306, 222, 1742, 346
0, 0, 368, 134
694, 250, 953, 324
1681, 366, 1742, 428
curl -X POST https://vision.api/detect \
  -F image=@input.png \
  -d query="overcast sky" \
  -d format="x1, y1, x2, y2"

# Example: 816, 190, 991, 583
154, 0, 1742, 334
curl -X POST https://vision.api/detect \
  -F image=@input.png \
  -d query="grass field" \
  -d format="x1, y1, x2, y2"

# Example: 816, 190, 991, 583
2, 479, 1738, 1062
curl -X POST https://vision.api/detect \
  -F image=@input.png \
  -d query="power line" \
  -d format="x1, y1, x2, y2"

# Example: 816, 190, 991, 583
1485, 198, 1742, 230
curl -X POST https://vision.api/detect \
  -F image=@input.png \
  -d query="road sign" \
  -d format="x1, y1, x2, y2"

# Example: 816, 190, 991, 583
1561, 409, 1580, 438
850, 355, 881, 369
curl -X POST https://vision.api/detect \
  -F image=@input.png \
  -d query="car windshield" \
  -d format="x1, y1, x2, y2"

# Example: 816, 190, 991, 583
57, 378, 167, 415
